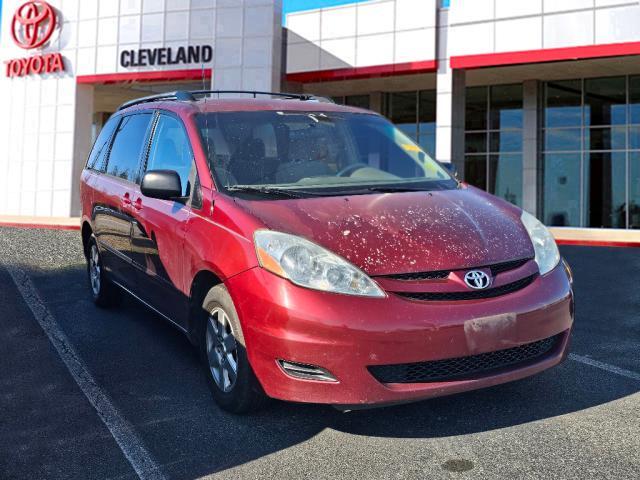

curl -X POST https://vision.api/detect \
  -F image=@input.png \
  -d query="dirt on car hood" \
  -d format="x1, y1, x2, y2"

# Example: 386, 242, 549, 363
236, 185, 535, 276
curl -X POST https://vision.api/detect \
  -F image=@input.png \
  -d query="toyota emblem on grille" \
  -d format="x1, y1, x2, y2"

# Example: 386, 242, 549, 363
464, 270, 491, 290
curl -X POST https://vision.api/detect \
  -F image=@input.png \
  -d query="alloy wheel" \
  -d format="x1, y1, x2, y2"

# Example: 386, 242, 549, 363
206, 307, 239, 393
89, 244, 101, 296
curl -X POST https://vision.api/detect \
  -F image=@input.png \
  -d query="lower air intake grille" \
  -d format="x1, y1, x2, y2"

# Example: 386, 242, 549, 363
368, 334, 560, 384
396, 274, 537, 301
381, 258, 533, 282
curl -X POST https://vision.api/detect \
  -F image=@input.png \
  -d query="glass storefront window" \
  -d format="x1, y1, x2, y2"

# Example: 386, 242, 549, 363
344, 95, 370, 110
388, 91, 418, 140
630, 153, 640, 229
385, 90, 437, 159
489, 154, 522, 207
585, 127, 626, 151
542, 76, 640, 228
630, 77, 640, 125
584, 152, 627, 228
418, 90, 437, 159
545, 80, 582, 128
629, 126, 640, 150
542, 153, 581, 227
545, 128, 581, 151
464, 156, 487, 190
490, 131, 522, 153
465, 133, 486, 154
464, 84, 523, 206
333, 95, 371, 110
465, 86, 488, 131
584, 77, 627, 126
490, 84, 523, 130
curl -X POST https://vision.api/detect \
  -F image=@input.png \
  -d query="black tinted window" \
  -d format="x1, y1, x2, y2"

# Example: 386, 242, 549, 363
87, 116, 119, 171
146, 115, 193, 196
106, 114, 152, 182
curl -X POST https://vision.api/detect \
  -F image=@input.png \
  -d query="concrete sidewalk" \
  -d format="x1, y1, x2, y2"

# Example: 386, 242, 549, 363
0, 215, 80, 230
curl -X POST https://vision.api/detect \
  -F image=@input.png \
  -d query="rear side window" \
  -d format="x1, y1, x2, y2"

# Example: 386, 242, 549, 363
87, 116, 119, 172
145, 114, 194, 196
105, 113, 153, 183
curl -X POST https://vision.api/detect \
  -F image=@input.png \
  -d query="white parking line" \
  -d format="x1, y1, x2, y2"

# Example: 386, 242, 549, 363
1, 260, 167, 480
569, 353, 640, 382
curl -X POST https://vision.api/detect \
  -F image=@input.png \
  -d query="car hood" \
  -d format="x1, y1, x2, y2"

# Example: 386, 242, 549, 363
235, 186, 535, 276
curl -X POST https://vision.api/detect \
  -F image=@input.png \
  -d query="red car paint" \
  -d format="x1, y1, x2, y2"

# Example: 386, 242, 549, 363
80, 98, 573, 407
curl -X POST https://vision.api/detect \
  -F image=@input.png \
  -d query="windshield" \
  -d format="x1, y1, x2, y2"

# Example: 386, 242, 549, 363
196, 111, 456, 196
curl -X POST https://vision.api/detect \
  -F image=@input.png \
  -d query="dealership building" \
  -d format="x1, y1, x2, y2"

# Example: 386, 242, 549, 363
1, 0, 640, 232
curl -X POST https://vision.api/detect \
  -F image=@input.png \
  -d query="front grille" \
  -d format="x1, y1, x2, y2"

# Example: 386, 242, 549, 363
395, 274, 537, 302
490, 258, 531, 276
368, 334, 561, 383
382, 270, 450, 281
380, 258, 532, 282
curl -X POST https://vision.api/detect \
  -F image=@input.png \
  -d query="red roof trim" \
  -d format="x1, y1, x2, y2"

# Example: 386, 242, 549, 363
450, 41, 640, 70
286, 60, 437, 83
76, 69, 212, 84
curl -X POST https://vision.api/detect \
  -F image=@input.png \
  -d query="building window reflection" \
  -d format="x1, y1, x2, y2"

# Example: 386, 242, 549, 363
464, 84, 523, 207
543, 76, 640, 229
333, 94, 370, 110
385, 90, 437, 159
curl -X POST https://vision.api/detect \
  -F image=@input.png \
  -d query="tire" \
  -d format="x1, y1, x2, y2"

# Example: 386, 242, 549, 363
86, 236, 121, 308
199, 284, 267, 414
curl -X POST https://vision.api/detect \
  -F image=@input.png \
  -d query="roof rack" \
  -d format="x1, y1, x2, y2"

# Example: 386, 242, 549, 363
117, 90, 334, 111
117, 91, 195, 111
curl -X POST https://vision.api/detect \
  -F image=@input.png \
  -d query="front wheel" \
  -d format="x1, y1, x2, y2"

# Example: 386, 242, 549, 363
86, 236, 120, 308
199, 285, 267, 414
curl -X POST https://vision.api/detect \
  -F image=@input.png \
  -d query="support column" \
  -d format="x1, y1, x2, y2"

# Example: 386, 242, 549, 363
522, 80, 540, 217
435, 8, 465, 177
212, 0, 283, 93
70, 83, 94, 216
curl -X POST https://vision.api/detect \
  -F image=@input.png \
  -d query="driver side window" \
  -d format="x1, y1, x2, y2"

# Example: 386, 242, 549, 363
146, 114, 194, 196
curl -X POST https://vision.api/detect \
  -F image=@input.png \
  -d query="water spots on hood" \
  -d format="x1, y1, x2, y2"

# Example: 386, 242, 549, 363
237, 187, 534, 276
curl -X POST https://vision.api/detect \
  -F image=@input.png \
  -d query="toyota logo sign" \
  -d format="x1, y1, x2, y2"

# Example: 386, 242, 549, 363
11, 1, 57, 50
464, 270, 491, 290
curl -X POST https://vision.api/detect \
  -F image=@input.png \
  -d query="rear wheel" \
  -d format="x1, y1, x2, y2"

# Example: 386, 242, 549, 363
199, 285, 267, 413
87, 236, 120, 308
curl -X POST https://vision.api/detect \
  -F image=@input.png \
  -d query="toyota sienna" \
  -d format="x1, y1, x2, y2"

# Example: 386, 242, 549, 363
80, 91, 574, 413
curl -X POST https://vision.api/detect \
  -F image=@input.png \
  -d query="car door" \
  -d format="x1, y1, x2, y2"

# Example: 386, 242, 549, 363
92, 112, 154, 290
130, 112, 199, 328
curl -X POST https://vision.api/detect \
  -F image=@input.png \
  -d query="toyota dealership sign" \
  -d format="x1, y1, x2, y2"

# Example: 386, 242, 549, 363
4, 1, 65, 77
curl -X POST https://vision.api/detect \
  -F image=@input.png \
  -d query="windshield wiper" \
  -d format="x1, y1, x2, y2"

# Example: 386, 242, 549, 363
227, 186, 325, 198
365, 186, 432, 193
227, 186, 304, 198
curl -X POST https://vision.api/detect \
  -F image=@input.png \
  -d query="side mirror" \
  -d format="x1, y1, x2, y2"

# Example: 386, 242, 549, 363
141, 170, 182, 200
439, 161, 458, 178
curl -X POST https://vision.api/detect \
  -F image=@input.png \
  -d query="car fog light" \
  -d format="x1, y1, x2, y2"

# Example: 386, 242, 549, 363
277, 360, 338, 382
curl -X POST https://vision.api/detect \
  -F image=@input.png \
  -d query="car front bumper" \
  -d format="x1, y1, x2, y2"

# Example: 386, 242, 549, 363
225, 263, 574, 406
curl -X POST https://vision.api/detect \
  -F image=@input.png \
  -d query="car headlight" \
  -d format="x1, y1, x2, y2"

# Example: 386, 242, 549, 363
254, 230, 386, 297
520, 211, 560, 275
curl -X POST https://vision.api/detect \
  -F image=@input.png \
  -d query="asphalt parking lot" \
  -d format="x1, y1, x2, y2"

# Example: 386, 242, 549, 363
0, 226, 638, 480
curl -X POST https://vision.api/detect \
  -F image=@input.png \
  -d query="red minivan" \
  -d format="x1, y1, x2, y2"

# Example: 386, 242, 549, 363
80, 91, 574, 413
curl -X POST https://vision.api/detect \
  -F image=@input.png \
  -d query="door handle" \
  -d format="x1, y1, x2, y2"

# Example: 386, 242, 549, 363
133, 198, 143, 211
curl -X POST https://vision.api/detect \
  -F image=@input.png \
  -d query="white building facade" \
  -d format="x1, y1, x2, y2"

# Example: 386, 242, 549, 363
2, 0, 640, 230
